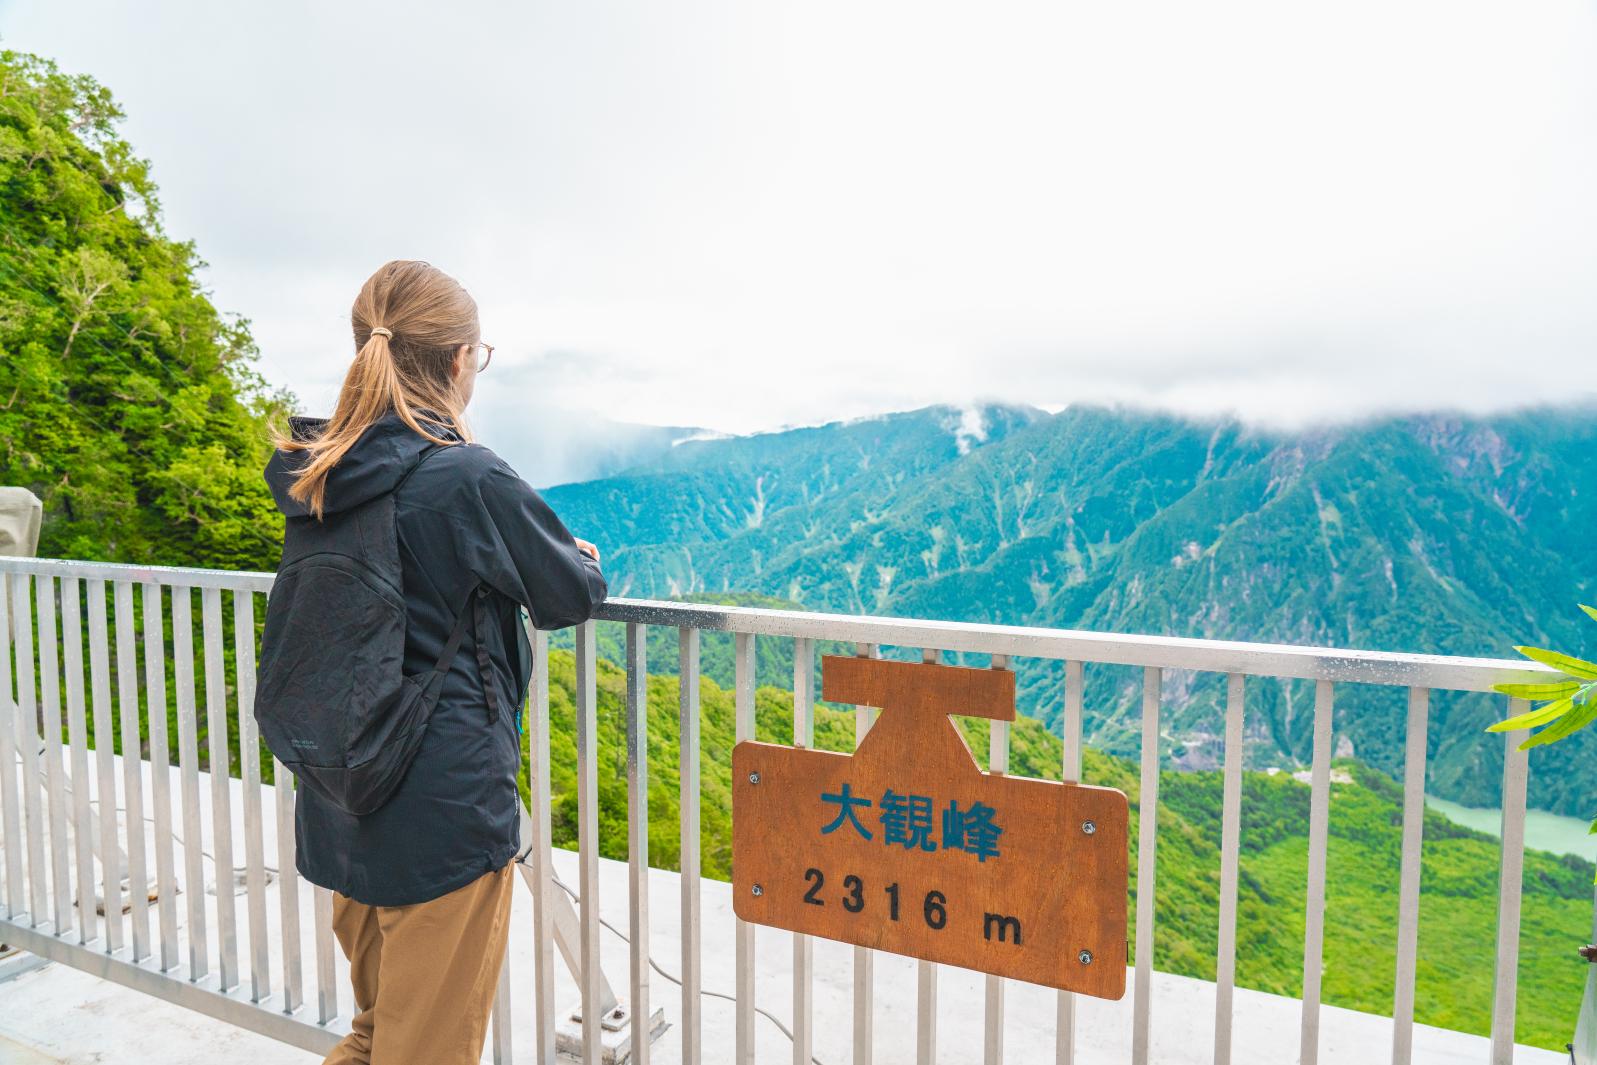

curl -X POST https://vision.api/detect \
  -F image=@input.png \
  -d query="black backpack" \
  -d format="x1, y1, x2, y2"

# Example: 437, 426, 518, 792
256, 448, 476, 816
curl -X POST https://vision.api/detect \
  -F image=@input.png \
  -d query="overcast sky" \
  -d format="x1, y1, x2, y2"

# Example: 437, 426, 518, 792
2, 0, 1595, 438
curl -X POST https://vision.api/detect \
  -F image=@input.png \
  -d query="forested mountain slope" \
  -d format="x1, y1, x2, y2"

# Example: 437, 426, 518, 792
0, 50, 285, 572
548, 404, 1597, 815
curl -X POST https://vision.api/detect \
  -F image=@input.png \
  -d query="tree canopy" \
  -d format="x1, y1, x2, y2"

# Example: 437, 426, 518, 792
0, 49, 287, 571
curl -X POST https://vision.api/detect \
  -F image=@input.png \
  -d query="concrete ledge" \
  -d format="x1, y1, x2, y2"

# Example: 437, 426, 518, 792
0, 918, 339, 1056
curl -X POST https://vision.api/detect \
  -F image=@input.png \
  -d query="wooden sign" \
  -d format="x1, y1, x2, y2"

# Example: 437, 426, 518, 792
732, 655, 1128, 999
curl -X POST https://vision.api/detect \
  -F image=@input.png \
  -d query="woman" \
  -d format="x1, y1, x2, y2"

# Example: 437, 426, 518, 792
261, 260, 606, 1065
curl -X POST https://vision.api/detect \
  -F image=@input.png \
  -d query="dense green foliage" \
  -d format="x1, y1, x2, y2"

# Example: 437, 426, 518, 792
545, 404, 1597, 818
531, 643, 1589, 1050
0, 51, 285, 571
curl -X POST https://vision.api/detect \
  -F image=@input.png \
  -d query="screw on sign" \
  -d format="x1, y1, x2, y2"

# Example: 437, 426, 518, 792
731, 655, 1129, 999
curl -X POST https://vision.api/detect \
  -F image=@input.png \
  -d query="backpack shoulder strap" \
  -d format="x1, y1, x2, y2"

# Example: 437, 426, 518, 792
420, 585, 478, 696
394, 442, 495, 719
472, 587, 501, 724
392, 442, 450, 499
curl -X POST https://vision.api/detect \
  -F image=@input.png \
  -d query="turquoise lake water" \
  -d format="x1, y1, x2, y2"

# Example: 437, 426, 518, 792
1426, 795, 1594, 861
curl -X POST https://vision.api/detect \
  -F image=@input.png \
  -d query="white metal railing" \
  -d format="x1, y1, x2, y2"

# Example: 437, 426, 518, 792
0, 554, 1563, 1064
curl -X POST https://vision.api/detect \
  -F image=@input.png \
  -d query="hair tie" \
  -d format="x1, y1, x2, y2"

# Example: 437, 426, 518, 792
370, 326, 393, 339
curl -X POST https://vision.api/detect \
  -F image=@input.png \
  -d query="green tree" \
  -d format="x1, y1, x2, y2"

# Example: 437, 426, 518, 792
0, 49, 288, 570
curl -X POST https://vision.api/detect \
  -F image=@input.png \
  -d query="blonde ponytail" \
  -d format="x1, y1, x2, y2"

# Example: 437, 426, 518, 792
277, 260, 480, 519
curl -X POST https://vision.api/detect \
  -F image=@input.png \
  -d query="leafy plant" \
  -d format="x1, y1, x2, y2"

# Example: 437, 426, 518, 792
1489, 604, 1597, 881
1489, 604, 1597, 750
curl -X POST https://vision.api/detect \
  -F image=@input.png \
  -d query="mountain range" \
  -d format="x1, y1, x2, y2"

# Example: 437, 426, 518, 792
538, 403, 1597, 817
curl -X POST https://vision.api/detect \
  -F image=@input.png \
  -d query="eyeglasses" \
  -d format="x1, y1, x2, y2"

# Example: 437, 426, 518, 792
473, 342, 494, 373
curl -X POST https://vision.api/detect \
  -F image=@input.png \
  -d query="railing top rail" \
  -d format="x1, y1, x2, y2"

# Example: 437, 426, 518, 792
0, 555, 1553, 693
0, 555, 276, 594
594, 600, 1550, 693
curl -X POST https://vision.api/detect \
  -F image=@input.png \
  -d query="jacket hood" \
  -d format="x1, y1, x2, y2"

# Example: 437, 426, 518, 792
265, 412, 463, 519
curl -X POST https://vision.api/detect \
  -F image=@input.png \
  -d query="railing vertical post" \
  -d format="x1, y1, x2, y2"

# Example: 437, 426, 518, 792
313, 885, 338, 1024
1299, 680, 1334, 1065
201, 586, 238, 990
575, 621, 602, 1065
916, 960, 937, 1065
1055, 659, 1083, 1065
1391, 686, 1429, 1065
793, 636, 816, 1065
526, 624, 556, 1065
37, 576, 72, 936
234, 590, 270, 1003
1131, 665, 1160, 1065
171, 587, 208, 980
983, 654, 1011, 1065
626, 622, 651, 1065
917, 646, 938, 1065
0, 570, 19, 921
852, 641, 879, 1065
734, 632, 758, 1065
141, 582, 179, 972
113, 581, 151, 959
680, 626, 703, 1065
1489, 701, 1529, 1065
491, 952, 514, 1065
13, 572, 48, 927
61, 577, 96, 946
87, 579, 124, 953
274, 754, 303, 1011
1214, 672, 1245, 1065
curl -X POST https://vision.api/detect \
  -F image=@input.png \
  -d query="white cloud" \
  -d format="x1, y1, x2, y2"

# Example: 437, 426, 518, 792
950, 406, 988, 456
3, 0, 1594, 437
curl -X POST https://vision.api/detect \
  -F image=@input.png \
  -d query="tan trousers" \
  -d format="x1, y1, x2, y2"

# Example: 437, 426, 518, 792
323, 864, 515, 1065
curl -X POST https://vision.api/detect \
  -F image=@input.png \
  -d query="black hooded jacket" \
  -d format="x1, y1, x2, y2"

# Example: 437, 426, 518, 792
264, 413, 606, 906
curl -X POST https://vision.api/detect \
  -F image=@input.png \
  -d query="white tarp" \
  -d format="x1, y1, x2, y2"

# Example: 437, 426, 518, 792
0, 486, 41, 558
